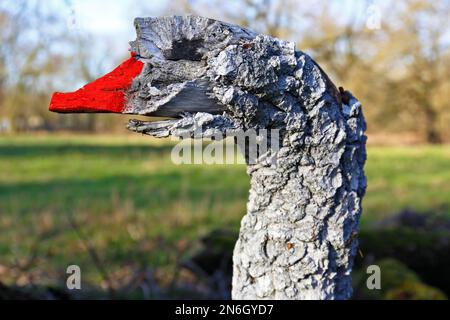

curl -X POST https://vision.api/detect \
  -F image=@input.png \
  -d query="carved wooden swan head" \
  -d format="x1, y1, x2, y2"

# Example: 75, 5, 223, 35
49, 15, 367, 300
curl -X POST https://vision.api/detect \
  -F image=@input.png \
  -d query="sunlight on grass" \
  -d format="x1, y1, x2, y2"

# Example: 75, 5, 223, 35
1, 135, 449, 288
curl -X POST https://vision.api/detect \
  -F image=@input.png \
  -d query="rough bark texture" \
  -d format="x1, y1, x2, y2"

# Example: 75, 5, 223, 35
125, 16, 367, 300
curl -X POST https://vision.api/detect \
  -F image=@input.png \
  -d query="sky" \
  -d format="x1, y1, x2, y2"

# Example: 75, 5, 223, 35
64, 0, 168, 59
67, 0, 369, 37
66, 0, 166, 38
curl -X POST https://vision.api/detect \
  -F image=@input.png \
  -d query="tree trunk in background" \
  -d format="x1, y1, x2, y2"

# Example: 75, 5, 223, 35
423, 107, 441, 144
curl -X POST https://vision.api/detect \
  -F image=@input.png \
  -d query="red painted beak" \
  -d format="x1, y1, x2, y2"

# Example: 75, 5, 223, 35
49, 53, 144, 113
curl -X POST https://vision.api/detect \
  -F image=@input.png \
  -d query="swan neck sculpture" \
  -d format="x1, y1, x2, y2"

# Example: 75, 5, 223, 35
49, 15, 367, 300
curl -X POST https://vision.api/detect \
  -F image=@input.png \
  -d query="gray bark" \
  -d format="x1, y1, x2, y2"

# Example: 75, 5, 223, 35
125, 16, 367, 300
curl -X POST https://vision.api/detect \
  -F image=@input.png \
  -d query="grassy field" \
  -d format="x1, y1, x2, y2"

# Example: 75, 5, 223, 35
1, 135, 450, 294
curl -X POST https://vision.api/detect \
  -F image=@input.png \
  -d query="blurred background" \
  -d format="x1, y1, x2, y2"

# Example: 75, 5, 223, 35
0, 0, 449, 299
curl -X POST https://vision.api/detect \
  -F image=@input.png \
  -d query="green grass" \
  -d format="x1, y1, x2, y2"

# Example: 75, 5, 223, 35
363, 146, 450, 225
0, 135, 449, 291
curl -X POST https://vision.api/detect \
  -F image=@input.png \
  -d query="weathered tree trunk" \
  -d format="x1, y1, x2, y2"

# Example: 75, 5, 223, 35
230, 58, 367, 298
233, 109, 366, 299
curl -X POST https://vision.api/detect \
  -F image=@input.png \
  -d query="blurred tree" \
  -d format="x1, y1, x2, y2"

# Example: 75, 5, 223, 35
1, 0, 448, 141
374, 0, 450, 143
0, 0, 110, 132
165, 0, 450, 143
0, 1, 68, 131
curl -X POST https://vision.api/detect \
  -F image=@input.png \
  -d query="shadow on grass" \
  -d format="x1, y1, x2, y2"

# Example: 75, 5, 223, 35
0, 170, 249, 214
0, 143, 175, 158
